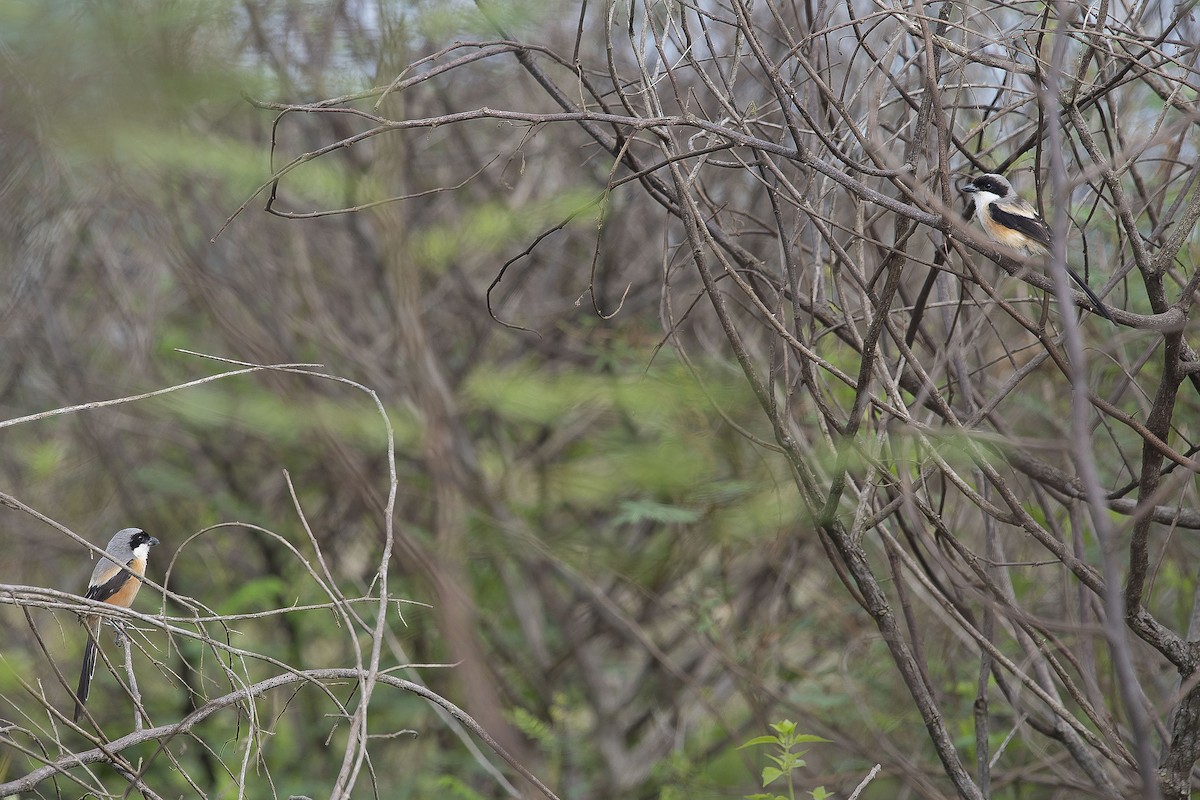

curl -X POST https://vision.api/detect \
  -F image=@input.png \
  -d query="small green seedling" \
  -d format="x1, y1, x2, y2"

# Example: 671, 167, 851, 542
738, 719, 832, 800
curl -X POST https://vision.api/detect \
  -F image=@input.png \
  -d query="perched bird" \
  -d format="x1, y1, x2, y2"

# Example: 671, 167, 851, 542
73, 527, 160, 722
961, 173, 1113, 322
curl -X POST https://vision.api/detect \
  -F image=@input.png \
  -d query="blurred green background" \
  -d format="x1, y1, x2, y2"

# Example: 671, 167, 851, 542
0, 3, 852, 798
5, 1, 1187, 798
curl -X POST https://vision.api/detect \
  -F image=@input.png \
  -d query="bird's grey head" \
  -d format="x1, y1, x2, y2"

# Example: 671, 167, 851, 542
105, 527, 160, 560
961, 173, 1014, 203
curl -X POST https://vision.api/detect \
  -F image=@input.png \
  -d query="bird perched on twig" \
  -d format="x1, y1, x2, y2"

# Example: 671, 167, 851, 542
961, 172, 1114, 322
73, 527, 160, 722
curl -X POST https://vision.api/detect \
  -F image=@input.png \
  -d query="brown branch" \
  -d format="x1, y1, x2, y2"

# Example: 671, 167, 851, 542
0, 669, 562, 800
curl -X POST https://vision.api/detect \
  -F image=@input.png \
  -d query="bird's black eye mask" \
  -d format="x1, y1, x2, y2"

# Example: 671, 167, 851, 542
971, 176, 1008, 194
131, 531, 158, 548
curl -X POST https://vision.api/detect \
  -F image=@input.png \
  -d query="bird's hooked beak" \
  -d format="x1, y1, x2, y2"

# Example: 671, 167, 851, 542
147, 536, 161, 547
961, 182, 978, 194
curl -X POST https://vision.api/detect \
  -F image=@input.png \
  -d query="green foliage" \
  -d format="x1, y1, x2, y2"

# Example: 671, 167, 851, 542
23, 440, 65, 481
508, 705, 554, 747
612, 499, 702, 526
146, 384, 418, 451
431, 774, 489, 800
2, 1, 250, 157
219, 575, 289, 614
413, 0, 564, 40
738, 720, 832, 800
651, 750, 705, 800
126, 129, 298, 202
417, 189, 602, 273
464, 358, 768, 516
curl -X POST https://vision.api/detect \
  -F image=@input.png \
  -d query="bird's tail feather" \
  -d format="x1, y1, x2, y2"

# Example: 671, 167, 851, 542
73, 622, 99, 722
1067, 268, 1115, 323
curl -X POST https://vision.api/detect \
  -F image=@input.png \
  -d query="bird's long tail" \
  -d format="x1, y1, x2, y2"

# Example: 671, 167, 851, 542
1067, 268, 1115, 323
73, 620, 99, 722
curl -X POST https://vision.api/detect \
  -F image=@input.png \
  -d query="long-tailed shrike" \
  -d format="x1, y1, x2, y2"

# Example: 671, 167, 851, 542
73, 527, 159, 722
961, 173, 1113, 322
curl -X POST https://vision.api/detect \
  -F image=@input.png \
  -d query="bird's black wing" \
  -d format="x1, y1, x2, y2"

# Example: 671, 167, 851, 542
83, 560, 135, 603
988, 203, 1052, 249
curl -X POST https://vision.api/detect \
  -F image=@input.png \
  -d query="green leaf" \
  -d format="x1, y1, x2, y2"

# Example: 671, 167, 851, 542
612, 499, 702, 526
761, 766, 783, 786
738, 736, 781, 750
792, 735, 833, 744
507, 707, 553, 745
809, 788, 833, 800
770, 719, 796, 736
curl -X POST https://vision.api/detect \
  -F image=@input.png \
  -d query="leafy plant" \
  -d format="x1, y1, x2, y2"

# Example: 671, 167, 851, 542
738, 719, 832, 800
